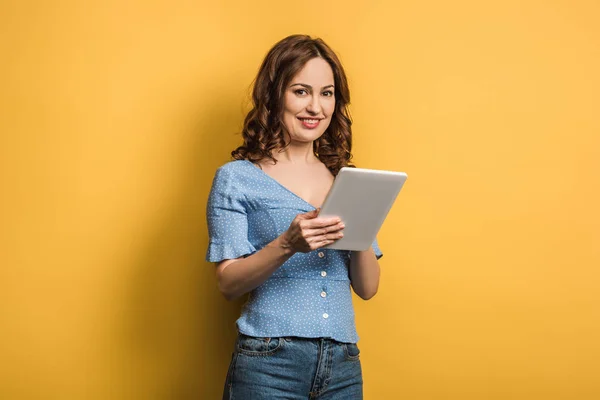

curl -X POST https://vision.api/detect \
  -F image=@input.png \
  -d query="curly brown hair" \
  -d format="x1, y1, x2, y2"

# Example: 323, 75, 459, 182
231, 34, 354, 175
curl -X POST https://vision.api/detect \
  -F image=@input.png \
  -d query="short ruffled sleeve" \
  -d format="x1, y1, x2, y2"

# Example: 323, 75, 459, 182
205, 166, 257, 263
372, 238, 383, 260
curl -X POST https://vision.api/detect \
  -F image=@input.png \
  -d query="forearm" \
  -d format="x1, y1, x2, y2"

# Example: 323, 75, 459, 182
216, 235, 295, 300
349, 247, 381, 300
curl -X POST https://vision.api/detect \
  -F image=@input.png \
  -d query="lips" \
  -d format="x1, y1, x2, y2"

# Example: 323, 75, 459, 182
298, 117, 321, 129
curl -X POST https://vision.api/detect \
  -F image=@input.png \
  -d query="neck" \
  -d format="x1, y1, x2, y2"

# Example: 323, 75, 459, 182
273, 140, 319, 164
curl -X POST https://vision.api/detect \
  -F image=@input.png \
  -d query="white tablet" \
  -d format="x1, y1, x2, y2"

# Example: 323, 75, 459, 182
318, 167, 407, 251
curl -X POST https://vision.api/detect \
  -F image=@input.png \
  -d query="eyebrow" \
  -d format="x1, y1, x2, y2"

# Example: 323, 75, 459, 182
290, 83, 335, 90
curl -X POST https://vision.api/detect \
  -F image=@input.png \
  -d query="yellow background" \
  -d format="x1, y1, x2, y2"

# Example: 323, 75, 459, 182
1, 1, 599, 399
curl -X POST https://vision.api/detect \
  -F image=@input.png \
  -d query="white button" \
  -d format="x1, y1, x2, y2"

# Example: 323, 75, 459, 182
320, 291, 327, 298
318, 252, 325, 258
320, 271, 327, 277
323, 313, 329, 319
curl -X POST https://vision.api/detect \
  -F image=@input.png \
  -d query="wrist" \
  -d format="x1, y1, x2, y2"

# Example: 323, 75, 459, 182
273, 234, 296, 256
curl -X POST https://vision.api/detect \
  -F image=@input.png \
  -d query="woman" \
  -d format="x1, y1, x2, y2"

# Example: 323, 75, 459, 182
206, 34, 382, 399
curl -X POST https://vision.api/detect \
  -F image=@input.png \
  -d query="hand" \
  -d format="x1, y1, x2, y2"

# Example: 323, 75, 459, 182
281, 209, 345, 253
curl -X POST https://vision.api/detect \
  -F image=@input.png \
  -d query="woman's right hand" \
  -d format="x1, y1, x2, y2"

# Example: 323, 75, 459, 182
281, 209, 345, 253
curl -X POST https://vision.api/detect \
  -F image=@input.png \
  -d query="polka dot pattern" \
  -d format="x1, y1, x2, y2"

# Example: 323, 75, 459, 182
206, 160, 383, 343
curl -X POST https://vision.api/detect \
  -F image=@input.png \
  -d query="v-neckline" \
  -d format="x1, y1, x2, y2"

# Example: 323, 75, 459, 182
243, 159, 319, 210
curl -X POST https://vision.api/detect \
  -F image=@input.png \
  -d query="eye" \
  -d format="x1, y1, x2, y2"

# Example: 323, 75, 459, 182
294, 89, 308, 96
322, 90, 334, 97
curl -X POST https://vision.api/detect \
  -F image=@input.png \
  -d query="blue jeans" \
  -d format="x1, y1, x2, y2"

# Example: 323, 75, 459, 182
223, 334, 363, 399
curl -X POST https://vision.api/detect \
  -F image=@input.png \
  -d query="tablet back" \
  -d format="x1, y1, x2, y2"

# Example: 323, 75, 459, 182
319, 167, 407, 251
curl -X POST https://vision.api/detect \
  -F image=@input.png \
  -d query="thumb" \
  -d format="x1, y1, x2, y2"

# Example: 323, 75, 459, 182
300, 208, 320, 219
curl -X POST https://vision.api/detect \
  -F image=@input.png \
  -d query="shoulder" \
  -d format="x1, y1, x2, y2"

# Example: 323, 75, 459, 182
210, 160, 254, 192
215, 159, 249, 174
213, 160, 251, 180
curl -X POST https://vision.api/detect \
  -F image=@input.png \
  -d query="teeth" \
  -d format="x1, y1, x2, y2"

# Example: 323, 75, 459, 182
301, 119, 318, 124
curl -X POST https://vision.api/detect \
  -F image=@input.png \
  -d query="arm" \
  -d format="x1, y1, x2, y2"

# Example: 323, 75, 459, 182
348, 247, 381, 300
216, 236, 293, 301
216, 209, 344, 301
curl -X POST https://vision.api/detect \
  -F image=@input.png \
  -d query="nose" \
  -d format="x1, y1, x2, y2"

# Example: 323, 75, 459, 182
306, 93, 322, 115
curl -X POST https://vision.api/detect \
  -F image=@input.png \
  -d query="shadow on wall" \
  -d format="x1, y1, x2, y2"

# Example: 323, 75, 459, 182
117, 82, 249, 399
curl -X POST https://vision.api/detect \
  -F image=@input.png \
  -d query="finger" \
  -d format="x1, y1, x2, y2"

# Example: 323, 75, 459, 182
304, 231, 343, 249
310, 238, 336, 250
312, 231, 343, 244
324, 231, 344, 241
301, 217, 343, 229
303, 224, 344, 238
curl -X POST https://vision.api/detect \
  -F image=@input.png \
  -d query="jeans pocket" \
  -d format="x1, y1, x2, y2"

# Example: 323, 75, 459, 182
344, 343, 361, 361
236, 334, 284, 356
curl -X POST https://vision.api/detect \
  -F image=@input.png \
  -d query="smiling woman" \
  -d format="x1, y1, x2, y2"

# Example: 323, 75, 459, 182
206, 34, 382, 399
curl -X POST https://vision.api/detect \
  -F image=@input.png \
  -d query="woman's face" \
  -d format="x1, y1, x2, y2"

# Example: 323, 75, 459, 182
282, 57, 336, 145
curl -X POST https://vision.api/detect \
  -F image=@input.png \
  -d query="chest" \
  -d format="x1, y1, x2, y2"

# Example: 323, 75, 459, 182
259, 162, 334, 208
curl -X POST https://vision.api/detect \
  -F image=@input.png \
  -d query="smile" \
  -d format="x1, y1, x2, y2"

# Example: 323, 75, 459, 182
298, 118, 322, 129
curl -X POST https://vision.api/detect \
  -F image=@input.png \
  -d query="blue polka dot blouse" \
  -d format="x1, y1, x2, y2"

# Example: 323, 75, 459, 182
205, 160, 383, 343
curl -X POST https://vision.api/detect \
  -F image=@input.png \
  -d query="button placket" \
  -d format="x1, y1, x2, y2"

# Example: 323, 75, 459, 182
317, 249, 329, 322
